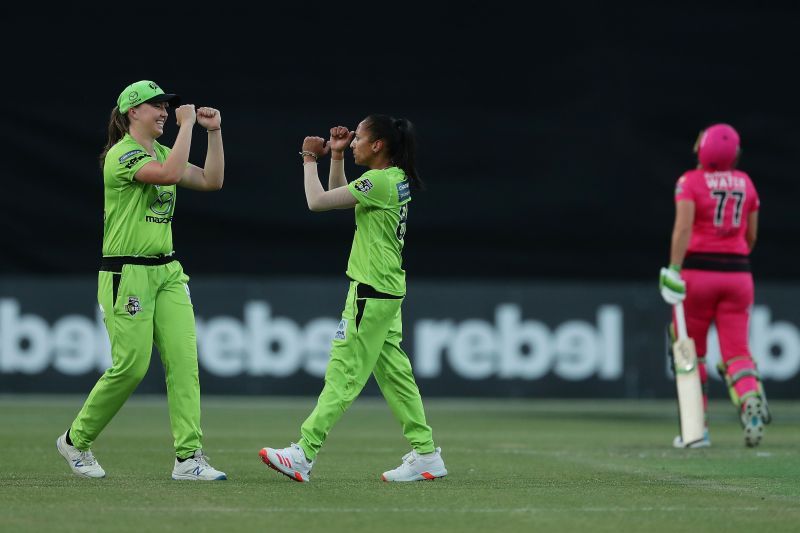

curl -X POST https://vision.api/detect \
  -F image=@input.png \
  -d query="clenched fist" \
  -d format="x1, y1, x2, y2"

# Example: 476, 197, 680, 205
302, 136, 330, 159
197, 107, 221, 130
175, 105, 196, 127
328, 126, 354, 158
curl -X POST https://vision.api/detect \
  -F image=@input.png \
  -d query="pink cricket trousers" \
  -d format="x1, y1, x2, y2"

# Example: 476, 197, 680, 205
676, 269, 758, 409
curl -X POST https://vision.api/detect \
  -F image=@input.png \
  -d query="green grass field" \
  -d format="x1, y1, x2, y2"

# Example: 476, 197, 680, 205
2, 396, 799, 532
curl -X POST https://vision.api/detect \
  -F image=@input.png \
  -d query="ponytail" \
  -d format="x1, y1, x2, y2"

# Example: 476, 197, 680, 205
364, 114, 425, 190
99, 106, 129, 169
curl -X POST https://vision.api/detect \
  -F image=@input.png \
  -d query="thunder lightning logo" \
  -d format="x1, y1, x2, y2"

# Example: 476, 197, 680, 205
354, 179, 373, 193
125, 297, 142, 316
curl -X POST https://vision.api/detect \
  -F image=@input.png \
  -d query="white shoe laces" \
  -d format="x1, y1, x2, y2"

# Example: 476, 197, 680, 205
289, 443, 311, 467
79, 450, 97, 466
192, 452, 212, 468
400, 450, 417, 465
400, 448, 439, 466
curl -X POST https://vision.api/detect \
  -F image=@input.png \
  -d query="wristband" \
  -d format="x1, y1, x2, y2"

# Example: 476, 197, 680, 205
207, 128, 221, 132
299, 150, 318, 161
668, 264, 681, 272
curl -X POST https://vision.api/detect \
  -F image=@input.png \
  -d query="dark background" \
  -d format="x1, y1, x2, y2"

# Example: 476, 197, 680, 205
3, 5, 798, 280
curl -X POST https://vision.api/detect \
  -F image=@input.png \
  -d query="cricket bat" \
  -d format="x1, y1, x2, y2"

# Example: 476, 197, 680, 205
672, 302, 705, 446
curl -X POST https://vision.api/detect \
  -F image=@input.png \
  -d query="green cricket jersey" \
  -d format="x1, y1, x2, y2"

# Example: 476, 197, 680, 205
346, 167, 411, 296
102, 134, 176, 257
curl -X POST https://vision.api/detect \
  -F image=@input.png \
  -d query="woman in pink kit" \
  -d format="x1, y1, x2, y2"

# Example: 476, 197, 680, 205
659, 123, 771, 448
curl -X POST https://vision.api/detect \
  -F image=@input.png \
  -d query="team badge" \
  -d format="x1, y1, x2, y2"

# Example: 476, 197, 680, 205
334, 319, 348, 340
125, 296, 142, 316
354, 179, 373, 193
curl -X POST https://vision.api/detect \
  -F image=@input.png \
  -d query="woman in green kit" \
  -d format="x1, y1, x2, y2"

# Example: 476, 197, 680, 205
56, 80, 227, 480
259, 115, 448, 482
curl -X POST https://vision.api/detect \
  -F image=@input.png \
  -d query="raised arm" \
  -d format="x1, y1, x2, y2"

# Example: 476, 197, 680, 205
179, 107, 225, 191
302, 136, 358, 212
134, 105, 196, 186
328, 126, 354, 190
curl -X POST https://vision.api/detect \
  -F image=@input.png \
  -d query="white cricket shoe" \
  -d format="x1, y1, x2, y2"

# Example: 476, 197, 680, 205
56, 431, 106, 478
672, 430, 711, 449
259, 443, 313, 483
741, 396, 765, 448
172, 450, 227, 481
382, 447, 447, 482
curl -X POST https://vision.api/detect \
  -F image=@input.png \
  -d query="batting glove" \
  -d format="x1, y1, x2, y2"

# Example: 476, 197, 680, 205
659, 264, 686, 304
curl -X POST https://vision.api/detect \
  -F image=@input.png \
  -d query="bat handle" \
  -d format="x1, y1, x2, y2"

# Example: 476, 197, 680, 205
674, 302, 688, 340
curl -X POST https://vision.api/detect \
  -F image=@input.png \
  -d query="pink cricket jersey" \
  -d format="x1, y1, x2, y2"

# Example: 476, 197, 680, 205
674, 169, 759, 255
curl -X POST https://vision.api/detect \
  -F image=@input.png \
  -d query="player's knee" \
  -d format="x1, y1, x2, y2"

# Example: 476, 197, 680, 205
384, 371, 420, 400
108, 357, 150, 385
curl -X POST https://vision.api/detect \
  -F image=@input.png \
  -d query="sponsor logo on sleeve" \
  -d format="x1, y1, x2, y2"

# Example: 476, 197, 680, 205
121, 153, 149, 169
397, 180, 410, 202
354, 179, 373, 193
118, 149, 144, 163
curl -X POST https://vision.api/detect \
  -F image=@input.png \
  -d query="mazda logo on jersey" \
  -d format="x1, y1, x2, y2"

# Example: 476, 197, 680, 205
150, 190, 174, 216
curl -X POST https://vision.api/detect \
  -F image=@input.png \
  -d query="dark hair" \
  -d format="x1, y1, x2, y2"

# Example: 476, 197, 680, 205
99, 106, 129, 169
364, 114, 424, 190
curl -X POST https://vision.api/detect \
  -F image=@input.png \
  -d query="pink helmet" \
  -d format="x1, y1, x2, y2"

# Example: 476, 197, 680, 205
696, 123, 740, 171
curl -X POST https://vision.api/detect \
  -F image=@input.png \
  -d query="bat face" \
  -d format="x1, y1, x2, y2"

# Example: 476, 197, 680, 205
673, 338, 697, 373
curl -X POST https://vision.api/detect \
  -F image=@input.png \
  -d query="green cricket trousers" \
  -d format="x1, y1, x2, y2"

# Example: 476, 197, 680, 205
69, 256, 202, 459
298, 280, 435, 461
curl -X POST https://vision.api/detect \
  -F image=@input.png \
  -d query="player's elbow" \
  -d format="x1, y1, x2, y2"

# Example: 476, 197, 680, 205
160, 164, 184, 185
206, 171, 224, 191
307, 197, 330, 212
162, 172, 183, 185
673, 225, 692, 240
136, 166, 182, 186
